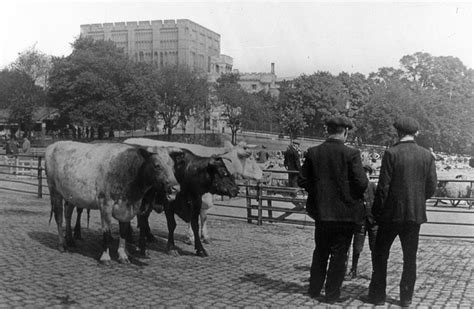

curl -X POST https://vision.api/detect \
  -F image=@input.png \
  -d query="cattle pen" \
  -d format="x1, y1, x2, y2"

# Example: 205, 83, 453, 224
0, 155, 473, 239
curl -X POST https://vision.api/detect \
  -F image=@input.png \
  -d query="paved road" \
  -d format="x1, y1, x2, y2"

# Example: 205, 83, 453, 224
0, 192, 473, 308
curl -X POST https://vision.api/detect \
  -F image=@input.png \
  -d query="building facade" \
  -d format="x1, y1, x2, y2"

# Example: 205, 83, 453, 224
80, 19, 232, 74
237, 63, 279, 97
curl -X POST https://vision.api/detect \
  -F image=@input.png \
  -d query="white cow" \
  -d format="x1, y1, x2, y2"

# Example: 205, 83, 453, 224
45, 141, 181, 264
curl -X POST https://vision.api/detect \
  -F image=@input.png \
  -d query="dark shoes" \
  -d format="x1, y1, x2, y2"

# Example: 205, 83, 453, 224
307, 288, 320, 299
360, 295, 385, 306
400, 299, 412, 307
310, 294, 350, 304
325, 295, 350, 304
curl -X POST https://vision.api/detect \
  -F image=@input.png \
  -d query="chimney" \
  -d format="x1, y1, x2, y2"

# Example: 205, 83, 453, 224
271, 62, 275, 74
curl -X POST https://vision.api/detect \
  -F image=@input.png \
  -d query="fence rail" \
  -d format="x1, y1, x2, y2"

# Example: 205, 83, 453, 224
0, 155, 472, 239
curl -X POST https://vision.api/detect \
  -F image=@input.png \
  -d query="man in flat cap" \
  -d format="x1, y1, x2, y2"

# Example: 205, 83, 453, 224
365, 116, 437, 307
284, 141, 301, 187
298, 116, 368, 304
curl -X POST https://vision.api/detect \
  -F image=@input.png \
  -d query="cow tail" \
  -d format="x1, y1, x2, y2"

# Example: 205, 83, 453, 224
87, 209, 91, 228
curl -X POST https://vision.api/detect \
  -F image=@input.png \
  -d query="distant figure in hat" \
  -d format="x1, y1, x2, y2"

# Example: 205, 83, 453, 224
346, 164, 378, 280
366, 116, 437, 307
283, 141, 301, 187
257, 145, 269, 163
298, 116, 368, 303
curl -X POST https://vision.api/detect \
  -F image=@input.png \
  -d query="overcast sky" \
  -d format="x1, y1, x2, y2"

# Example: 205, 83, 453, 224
1, 0, 472, 78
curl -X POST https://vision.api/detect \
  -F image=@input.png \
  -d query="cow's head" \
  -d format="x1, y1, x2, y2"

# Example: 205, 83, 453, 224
139, 146, 180, 202
207, 156, 240, 197
220, 141, 263, 181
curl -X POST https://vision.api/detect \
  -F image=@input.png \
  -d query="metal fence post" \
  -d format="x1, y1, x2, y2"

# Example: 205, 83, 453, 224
37, 156, 43, 198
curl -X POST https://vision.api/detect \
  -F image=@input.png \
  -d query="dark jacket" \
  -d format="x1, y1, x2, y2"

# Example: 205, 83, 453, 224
372, 140, 437, 224
363, 181, 377, 224
298, 139, 368, 223
284, 146, 301, 171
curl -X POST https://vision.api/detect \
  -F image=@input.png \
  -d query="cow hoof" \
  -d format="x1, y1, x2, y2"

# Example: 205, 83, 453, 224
196, 249, 208, 257
167, 249, 180, 257
58, 245, 66, 253
184, 239, 193, 245
137, 250, 150, 258
99, 260, 111, 266
126, 244, 138, 255
202, 238, 210, 244
118, 257, 130, 264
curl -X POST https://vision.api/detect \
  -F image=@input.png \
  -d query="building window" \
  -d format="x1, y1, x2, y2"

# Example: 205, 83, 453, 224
208, 56, 211, 73
252, 84, 257, 90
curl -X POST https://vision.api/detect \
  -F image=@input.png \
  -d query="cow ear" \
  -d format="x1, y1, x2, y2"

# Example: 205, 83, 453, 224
167, 147, 186, 162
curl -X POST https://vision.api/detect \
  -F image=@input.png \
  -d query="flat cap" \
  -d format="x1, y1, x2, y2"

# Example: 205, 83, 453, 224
393, 116, 419, 135
325, 117, 354, 129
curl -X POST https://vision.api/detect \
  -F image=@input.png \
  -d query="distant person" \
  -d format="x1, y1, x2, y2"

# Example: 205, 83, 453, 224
257, 145, 269, 163
365, 117, 437, 307
298, 117, 367, 304
346, 165, 377, 280
9, 135, 19, 157
22, 133, 31, 154
5, 136, 11, 155
284, 141, 301, 187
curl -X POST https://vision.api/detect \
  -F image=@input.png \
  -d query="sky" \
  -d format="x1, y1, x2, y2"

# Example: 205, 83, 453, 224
0, 0, 472, 78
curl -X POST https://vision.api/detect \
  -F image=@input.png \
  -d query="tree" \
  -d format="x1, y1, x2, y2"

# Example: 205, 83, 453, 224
279, 72, 349, 137
214, 73, 248, 144
274, 82, 307, 140
0, 69, 45, 132
10, 44, 52, 89
48, 36, 155, 136
149, 65, 209, 135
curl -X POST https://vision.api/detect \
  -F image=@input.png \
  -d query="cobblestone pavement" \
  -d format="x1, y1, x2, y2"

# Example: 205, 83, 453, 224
0, 192, 473, 308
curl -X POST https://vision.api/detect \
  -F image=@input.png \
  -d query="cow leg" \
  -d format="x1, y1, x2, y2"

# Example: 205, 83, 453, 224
137, 208, 153, 257
185, 223, 194, 245
64, 202, 76, 247
99, 199, 114, 265
165, 206, 180, 256
191, 197, 208, 257
117, 222, 130, 264
200, 208, 210, 244
74, 207, 83, 240
50, 190, 66, 252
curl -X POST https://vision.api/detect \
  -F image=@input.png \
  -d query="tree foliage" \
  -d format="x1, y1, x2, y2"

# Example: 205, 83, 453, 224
10, 44, 52, 88
149, 65, 209, 135
0, 69, 45, 131
47, 36, 155, 133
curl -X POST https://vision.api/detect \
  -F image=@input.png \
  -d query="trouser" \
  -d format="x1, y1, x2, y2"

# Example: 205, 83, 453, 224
368, 223, 421, 302
353, 220, 378, 255
309, 221, 354, 300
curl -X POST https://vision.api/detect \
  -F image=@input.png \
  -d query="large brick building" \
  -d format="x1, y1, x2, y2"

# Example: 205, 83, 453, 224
80, 19, 233, 77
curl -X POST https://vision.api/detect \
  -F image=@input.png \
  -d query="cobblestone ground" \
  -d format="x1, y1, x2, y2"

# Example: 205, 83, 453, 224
0, 192, 473, 308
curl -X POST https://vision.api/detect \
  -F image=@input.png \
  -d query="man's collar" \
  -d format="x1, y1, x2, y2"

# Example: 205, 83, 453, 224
326, 138, 345, 144
394, 140, 417, 146
400, 136, 415, 142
